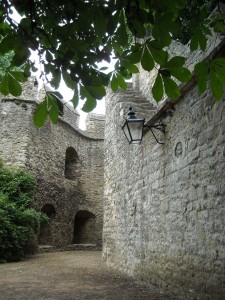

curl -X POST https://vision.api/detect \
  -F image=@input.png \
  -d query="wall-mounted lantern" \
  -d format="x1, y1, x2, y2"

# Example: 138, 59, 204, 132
122, 107, 165, 144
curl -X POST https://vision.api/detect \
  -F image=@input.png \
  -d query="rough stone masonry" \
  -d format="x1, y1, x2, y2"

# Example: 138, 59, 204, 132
0, 80, 105, 249
103, 31, 225, 299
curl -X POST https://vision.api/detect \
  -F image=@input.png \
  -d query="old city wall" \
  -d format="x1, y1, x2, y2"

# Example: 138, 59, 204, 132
103, 34, 225, 299
0, 83, 105, 249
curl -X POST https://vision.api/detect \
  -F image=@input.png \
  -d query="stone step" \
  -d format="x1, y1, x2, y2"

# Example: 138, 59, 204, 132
66, 243, 101, 251
38, 243, 101, 253
38, 245, 54, 253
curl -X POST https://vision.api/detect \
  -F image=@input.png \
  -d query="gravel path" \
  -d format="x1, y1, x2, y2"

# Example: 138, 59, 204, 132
0, 251, 178, 300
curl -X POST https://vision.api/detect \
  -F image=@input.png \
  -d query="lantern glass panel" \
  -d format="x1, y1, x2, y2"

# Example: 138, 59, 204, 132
122, 121, 132, 143
122, 119, 144, 144
128, 120, 144, 142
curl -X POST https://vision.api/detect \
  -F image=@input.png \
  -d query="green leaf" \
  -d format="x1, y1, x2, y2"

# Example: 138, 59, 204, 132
211, 14, 225, 33
112, 41, 123, 55
141, 47, 154, 71
159, 68, 171, 77
131, 20, 146, 38
213, 20, 225, 32
13, 47, 30, 66
0, 72, 22, 97
210, 67, 223, 100
147, 42, 168, 65
198, 73, 208, 94
170, 67, 191, 82
33, 100, 48, 128
62, 71, 76, 89
212, 59, 225, 85
190, 30, 207, 51
81, 75, 102, 86
198, 32, 207, 51
51, 69, 61, 89
111, 74, 118, 92
0, 22, 10, 30
80, 86, 97, 113
117, 73, 127, 90
126, 63, 139, 74
150, 48, 168, 66
165, 56, 185, 68
162, 76, 181, 99
46, 50, 53, 62
82, 97, 97, 113
213, 65, 225, 85
194, 61, 209, 75
128, 49, 142, 64
49, 92, 63, 116
99, 67, 108, 71
213, 58, 225, 68
0, 74, 10, 95
93, 5, 107, 40
116, 13, 128, 47
80, 85, 97, 112
194, 61, 210, 94
173, 0, 185, 9
152, 74, 163, 102
23, 63, 31, 78
0, 64, 26, 97
152, 22, 172, 46
50, 91, 63, 100
70, 92, 79, 109
190, 32, 199, 51
86, 85, 106, 99
8, 73, 22, 96
19, 17, 31, 30
0, 35, 17, 54
10, 71, 27, 82
48, 94, 59, 124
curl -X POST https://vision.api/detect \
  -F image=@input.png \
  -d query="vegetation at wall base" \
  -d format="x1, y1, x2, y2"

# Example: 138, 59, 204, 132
0, 0, 225, 127
0, 159, 48, 263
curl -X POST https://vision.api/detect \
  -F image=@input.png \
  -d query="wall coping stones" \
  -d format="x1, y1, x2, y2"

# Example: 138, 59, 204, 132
1, 97, 104, 141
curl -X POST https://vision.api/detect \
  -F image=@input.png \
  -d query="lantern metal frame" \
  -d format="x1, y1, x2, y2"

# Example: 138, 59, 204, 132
122, 107, 166, 144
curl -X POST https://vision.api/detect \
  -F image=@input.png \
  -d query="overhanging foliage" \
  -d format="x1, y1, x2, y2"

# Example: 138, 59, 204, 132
0, 0, 225, 126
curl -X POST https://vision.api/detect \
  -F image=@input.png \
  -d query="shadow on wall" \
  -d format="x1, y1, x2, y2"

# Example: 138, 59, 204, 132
73, 210, 96, 244
39, 204, 56, 245
65, 147, 79, 180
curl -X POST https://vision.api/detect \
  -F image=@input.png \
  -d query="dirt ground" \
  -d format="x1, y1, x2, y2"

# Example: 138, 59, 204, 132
0, 251, 178, 300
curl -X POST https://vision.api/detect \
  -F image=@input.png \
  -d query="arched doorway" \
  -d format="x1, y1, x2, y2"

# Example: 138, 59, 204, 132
73, 210, 96, 244
39, 204, 56, 245
65, 147, 78, 180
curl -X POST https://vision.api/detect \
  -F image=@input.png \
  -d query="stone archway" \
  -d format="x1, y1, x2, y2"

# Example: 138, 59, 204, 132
38, 204, 56, 245
73, 210, 96, 244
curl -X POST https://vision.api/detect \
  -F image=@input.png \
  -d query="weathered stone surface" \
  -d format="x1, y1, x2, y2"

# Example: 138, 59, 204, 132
0, 84, 105, 249
103, 36, 225, 299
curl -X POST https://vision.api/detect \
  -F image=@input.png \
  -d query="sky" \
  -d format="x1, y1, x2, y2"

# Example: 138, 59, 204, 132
57, 78, 106, 130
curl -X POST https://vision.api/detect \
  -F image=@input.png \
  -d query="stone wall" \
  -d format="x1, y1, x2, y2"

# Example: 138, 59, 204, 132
103, 38, 225, 298
0, 87, 105, 249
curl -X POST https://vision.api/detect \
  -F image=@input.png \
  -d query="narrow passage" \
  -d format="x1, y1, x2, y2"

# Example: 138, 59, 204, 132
0, 251, 177, 300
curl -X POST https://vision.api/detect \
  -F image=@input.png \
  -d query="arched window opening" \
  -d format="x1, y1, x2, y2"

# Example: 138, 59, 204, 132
65, 147, 78, 180
38, 204, 56, 245
41, 204, 56, 219
73, 210, 96, 244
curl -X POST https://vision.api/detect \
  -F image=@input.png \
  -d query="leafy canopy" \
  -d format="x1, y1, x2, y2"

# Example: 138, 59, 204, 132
0, 0, 225, 126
